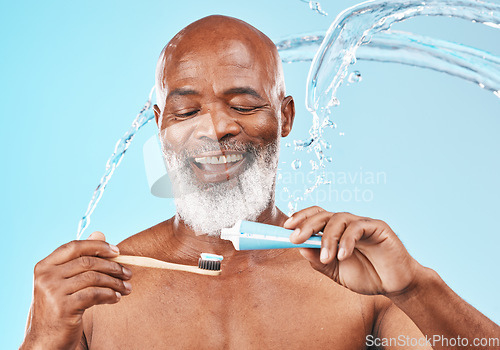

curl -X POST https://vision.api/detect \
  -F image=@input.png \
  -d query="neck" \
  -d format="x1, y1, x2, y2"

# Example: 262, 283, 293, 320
167, 203, 289, 261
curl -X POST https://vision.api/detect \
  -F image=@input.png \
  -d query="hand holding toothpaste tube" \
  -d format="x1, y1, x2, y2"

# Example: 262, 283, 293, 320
284, 206, 500, 348
284, 206, 422, 296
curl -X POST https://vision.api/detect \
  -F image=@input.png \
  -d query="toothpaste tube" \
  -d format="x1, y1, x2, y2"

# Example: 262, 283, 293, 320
220, 220, 322, 250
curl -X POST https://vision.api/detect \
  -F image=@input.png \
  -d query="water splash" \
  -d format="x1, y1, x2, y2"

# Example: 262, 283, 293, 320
76, 87, 155, 239
300, 0, 328, 16
277, 0, 499, 213
308, 0, 500, 118
277, 30, 500, 95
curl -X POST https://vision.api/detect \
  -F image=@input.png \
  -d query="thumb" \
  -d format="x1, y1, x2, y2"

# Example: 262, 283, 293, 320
299, 248, 337, 279
87, 231, 106, 241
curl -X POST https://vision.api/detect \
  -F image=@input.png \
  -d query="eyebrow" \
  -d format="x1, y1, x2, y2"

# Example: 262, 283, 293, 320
166, 88, 199, 100
165, 86, 264, 101
223, 87, 263, 100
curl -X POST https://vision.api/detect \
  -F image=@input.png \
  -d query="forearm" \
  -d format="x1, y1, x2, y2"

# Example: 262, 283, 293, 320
388, 265, 500, 350
20, 330, 87, 350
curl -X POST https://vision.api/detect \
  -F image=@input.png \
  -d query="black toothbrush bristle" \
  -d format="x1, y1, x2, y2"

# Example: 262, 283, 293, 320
198, 258, 221, 271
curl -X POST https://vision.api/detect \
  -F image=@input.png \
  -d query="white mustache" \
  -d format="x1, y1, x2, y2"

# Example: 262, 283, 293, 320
181, 141, 254, 158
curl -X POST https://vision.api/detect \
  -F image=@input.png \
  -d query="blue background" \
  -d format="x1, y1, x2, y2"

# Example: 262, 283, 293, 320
1, 0, 499, 347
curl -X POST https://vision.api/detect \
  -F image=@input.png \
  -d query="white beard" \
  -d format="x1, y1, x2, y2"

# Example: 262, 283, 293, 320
162, 139, 279, 236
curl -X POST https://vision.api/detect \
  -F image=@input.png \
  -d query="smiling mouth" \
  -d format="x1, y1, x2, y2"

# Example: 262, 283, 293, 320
194, 153, 244, 165
189, 152, 248, 183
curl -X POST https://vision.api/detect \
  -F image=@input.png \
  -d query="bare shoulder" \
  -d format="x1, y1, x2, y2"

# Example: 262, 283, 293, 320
281, 250, 383, 333
371, 294, 426, 344
116, 217, 175, 257
280, 251, 419, 338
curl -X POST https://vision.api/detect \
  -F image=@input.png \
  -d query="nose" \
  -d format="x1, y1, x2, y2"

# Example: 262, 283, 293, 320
193, 106, 241, 141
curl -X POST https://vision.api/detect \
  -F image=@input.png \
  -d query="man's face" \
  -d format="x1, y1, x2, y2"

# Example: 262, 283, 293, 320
156, 38, 283, 183
154, 36, 289, 235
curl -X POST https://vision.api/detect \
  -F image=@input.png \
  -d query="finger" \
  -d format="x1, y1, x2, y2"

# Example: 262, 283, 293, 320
320, 212, 360, 263
87, 231, 106, 241
59, 256, 132, 280
65, 271, 132, 296
44, 240, 120, 266
70, 287, 123, 311
283, 206, 326, 229
289, 211, 333, 244
337, 219, 378, 261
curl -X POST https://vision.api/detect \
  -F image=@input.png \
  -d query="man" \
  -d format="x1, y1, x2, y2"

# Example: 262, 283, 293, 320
21, 15, 499, 349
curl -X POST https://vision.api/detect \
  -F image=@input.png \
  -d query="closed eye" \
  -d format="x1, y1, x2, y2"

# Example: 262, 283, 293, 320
232, 106, 260, 113
174, 110, 199, 118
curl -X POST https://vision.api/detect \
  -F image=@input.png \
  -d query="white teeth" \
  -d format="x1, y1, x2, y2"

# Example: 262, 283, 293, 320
194, 154, 243, 164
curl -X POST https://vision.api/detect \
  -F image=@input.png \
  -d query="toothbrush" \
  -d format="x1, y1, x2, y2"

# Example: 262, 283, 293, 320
108, 253, 223, 276
221, 220, 322, 250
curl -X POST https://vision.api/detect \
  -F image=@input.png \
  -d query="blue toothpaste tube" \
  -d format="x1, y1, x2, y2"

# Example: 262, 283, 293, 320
220, 220, 322, 250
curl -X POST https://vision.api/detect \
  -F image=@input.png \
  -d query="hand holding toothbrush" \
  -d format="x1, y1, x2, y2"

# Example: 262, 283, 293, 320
284, 206, 423, 296
21, 232, 132, 350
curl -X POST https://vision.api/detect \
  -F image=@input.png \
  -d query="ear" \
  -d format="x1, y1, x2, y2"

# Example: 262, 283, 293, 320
280, 96, 295, 137
153, 104, 161, 127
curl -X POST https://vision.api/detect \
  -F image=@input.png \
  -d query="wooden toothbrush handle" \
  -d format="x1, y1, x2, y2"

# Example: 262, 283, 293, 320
108, 255, 221, 276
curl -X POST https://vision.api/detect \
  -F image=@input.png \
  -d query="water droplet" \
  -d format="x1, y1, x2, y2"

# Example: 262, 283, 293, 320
293, 138, 313, 150
321, 118, 336, 128
285, 142, 291, 147
320, 140, 332, 150
327, 97, 340, 108
478, 82, 485, 89
348, 71, 362, 83
291, 159, 302, 170
339, 132, 345, 136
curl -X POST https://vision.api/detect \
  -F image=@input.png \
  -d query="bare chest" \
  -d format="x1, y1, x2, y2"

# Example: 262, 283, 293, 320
87, 263, 373, 349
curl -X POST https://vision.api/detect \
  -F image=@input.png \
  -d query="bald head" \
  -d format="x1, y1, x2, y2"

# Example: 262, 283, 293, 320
155, 15, 285, 111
